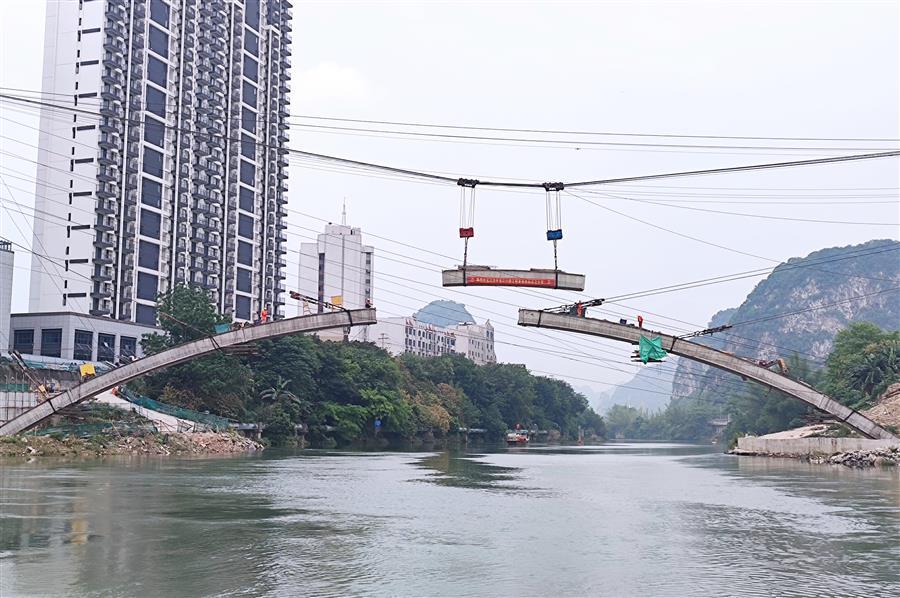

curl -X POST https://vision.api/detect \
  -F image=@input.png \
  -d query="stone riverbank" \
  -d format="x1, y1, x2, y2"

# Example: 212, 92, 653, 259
0, 431, 264, 458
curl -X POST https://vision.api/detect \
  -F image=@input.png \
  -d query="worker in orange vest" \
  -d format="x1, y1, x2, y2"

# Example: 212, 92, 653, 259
260, 307, 268, 323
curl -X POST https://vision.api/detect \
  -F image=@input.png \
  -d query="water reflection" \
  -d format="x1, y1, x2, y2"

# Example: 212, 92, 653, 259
414, 450, 523, 491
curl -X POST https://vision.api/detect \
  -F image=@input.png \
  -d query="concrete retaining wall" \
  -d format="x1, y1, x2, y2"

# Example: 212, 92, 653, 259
0, 392, 40, 424
735, 436, 900, 456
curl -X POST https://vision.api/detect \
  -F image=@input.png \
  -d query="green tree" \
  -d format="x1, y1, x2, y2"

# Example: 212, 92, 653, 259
824, 322, 900, 408
140, 285, 229, 354
137, 285, 251, 418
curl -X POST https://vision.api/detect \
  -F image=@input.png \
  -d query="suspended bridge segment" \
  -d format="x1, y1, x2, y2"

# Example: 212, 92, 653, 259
0, 309, 377, 436
442, 267, 586, 291
517, 309, 896, 441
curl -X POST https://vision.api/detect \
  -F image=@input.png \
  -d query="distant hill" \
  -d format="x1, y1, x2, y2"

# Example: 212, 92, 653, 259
672, 239, 900, 402
602, 361, 678, 413
414, 300, 476, 327
602, 239, 900, 411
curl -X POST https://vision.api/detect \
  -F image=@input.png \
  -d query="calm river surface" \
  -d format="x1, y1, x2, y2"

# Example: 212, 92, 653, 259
1, 443, 898, 597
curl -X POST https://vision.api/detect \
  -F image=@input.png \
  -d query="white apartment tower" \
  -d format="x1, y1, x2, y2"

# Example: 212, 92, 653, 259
29, 0, 292, 325
298, 222, 374, 314
0, 240, 13, 354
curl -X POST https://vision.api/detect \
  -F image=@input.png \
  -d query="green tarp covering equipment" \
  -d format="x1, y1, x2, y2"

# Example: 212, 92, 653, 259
638, 336, 668, 364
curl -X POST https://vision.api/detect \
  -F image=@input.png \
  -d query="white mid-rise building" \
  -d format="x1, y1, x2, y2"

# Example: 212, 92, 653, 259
367, 316, 496, 366
298, 222, 373, 340
29, 0, 292, 326
0, 240, 13, 354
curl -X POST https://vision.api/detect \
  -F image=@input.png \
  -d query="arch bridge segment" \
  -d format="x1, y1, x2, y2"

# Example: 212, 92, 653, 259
517, 309, 896, 441
0, 309, 377, 436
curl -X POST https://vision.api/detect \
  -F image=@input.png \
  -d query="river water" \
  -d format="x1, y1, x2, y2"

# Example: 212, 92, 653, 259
1, 443, 898, 597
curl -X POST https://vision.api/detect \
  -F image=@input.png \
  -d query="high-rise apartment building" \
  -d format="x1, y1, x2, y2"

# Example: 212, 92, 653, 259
29, 0, 292, 325
298, 221, 374, 341
298, 222, 374, 312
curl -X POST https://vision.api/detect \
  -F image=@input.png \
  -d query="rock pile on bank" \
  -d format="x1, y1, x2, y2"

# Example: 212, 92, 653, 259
0, 431, 263, 458
811, 447, 900, 468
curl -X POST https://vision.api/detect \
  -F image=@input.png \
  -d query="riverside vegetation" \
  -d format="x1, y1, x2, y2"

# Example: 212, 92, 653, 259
602, 241, 900, 443
128, 286, 605, 447
604, 322, 899, 443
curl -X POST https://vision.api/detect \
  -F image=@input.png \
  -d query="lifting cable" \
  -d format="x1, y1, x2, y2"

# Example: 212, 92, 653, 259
457, 178, 479, 275
544, 182, 565, 277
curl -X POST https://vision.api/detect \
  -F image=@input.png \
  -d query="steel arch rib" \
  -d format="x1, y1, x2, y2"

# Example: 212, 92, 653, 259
518, 309, 896, 440
0, 309, 377, 436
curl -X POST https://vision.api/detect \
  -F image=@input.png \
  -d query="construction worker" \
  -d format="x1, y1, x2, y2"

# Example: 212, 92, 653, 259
260, 307, 268, 323
638, 315, 644, 329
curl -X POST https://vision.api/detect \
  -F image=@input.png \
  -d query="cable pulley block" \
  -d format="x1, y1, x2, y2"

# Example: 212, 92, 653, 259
457, 178, 480, 188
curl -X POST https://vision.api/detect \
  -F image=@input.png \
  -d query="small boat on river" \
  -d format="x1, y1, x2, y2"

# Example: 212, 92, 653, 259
506, 430, 529, 445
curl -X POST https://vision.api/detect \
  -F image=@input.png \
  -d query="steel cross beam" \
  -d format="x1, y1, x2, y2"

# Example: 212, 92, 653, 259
518, 309, 896, 440
0, 309, 377, 436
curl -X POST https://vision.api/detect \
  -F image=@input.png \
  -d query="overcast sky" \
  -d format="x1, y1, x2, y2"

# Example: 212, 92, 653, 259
1, 1, 898, 395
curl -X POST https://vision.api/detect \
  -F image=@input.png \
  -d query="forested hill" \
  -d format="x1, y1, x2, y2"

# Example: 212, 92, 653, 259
672, 239, 900, 402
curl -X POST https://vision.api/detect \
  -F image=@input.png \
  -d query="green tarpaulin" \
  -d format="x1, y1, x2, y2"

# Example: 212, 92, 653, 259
638, 336, 668, 364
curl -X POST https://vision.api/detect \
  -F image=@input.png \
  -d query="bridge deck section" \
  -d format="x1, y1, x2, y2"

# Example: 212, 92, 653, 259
0, 309, 376, 436
518, 309, 895, 440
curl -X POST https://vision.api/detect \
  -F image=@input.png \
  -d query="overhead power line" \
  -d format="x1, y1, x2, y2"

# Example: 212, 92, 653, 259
1, 93, 898, 190
5, 85, 897, 144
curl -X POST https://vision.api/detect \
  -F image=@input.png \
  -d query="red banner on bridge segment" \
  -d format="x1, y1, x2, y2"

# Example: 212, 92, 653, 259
465, 275, 557, 287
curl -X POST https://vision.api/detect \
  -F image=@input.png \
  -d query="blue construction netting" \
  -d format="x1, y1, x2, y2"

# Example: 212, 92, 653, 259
117, 387, 232, 431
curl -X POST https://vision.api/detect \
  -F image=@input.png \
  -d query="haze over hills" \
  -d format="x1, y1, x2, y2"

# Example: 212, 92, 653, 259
602, 239, 900, 410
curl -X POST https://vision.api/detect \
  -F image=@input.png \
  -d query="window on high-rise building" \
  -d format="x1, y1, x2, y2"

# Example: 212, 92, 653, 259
240, 160, 255, 185
138, 240, 160, 269
242, 81, 257, 107
146, 86, 166, 117
40, 329, 62, 358
139, 209, 161, 239
136, 304, 157, 326
245, 0, 260, 30
237, 240, 253, 265
243, 55, 258, 82
150, 0, 170, 28
238, 214, 254, 239
241, 134, 255, 159
141, 177, 162, 208
144, 116, 165, 147
148, 25, 169, 58
245, 29, 259, 56
242, 107, 256, 134
142, 147, 163, 178
236, 295, 251, 320
148, 56, 167, 87
237, 268, 252, 293
239, 187, 254, 212
137, 272, 159, 301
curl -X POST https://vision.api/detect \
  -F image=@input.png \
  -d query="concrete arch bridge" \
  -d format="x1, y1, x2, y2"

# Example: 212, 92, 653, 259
0, 309, 376, 436
518, 309, 896, 440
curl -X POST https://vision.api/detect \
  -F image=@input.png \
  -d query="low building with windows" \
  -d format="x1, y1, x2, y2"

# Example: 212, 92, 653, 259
366, 301, 496, 366
8, 312, 160, 363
